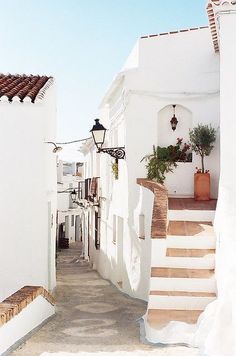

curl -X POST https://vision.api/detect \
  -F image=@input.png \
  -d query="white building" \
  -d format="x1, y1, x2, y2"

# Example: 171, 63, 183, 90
0, 74, 56, 353
57, 160, 84, 245
81, 25, 220, 292
81, 1, 236, 354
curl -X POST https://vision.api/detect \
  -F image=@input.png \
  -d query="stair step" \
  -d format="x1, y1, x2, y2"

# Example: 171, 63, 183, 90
151, 267, 214, 278
150, 291, 216, 297
157, 255, 215, 269
168, 210, 215, 222
150, 276, 216, 293
168, 198, 217, 211
148, 295, 216, 310
166, 248, 215, 257
147, 309, 202, 328
166, 235, 216, 249
167, 221, 214, 236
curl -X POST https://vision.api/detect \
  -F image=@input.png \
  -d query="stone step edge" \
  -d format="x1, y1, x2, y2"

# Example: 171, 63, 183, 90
167, 211, 215, 220
166, 248, 216, 257
151, 267, 214, 278
147, 309, 202, 327
150, 290, 216, 297
0, 286, 55, 326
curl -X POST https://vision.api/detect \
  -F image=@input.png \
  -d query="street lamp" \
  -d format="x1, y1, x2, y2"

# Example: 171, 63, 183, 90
90, 119, 106, 149
71, 189, 77, 202
45, 141, 63, 153
90, 119, 125, 160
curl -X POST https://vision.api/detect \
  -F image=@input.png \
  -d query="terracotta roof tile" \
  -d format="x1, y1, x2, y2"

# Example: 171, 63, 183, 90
0, 74, 53, 103
207, 1, 236, 53
211, 0, 236, 4
140, 26, 208, 39
0, 286, 55, 325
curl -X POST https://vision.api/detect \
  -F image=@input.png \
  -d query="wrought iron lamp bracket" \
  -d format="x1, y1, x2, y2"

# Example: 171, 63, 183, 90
97, 147, 125, 160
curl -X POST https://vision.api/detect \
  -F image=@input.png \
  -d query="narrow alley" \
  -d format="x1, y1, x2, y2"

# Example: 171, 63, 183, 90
13, 243, 197, 356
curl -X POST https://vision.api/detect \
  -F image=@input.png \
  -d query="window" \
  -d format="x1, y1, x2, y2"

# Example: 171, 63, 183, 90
85, 178, 91, 200
71, 215, 74, 227
95, 211, 100, 250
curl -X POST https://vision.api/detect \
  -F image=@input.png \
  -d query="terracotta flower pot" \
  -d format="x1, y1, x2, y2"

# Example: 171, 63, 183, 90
194, 173, 210, 201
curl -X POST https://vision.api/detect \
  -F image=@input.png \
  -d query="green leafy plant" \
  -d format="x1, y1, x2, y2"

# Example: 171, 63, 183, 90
189, 124, 216, 173
141, 139, 191, 184
111, 161, 119, 179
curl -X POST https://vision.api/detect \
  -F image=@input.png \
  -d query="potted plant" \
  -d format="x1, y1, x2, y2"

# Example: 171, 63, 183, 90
141, 139, 191, 184
189, 124, 216, 201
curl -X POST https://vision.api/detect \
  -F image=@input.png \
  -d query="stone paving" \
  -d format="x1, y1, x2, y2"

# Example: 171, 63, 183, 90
13, 242, 198, 356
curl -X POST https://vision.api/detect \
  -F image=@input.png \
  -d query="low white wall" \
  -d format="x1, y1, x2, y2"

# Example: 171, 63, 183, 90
0, 296, 55, 355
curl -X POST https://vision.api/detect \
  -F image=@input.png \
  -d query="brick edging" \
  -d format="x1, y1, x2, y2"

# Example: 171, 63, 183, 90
137, 178, 168, 238
0, 286, 55, 326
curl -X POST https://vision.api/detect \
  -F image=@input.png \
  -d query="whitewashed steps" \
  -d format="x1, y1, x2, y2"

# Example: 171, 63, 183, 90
166, 235, 216, 249
148, 294, 216, 310
151, 267, 214, 278
147, 309, 202, 328
168, 210, 215, 222
146, 199, 217, 331
150, 291, 216, 297
155, 255, 215, 269
166, 248, 215, 257
167, 221, 214, 237
150, 276, 216, 293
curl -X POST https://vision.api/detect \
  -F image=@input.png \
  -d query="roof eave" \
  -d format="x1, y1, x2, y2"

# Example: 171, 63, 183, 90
98, 72, 125, 109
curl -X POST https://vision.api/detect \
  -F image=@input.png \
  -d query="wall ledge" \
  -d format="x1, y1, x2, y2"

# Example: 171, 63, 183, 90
137, 178, 168, 238
0, 286, 55, 326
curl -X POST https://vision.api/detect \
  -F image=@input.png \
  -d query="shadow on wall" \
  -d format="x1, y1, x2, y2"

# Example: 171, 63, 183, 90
128, 223, 152, 302
97, 247, 130, 296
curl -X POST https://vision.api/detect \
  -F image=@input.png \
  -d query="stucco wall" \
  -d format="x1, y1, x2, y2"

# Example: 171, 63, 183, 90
0, 85, 57, 301
82, 27, 220, 302
125, 93, 220, 198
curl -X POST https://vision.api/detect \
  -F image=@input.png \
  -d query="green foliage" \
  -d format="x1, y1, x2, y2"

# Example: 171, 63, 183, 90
189, 124, 216, 173
111, 161, 119, 179
141, 139, 191, 184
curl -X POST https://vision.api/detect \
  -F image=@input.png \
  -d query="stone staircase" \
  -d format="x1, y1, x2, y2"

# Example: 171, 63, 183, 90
147, 201, 217, 334
137, 179, 217, 343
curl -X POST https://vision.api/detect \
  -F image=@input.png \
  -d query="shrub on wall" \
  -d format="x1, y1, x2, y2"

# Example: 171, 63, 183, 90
141, 139, 191, 184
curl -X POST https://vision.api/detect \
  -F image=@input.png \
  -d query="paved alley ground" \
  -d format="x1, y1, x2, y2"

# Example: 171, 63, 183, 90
13, 242, 198, 356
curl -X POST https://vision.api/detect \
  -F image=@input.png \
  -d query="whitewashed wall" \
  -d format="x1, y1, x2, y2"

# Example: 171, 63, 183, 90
196, 6, 236, 356
0, 85, 57, 301
82, 27, 220, 302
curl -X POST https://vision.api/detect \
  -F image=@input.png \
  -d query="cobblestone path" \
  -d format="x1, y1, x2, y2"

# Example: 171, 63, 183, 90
13, 242, 198, 356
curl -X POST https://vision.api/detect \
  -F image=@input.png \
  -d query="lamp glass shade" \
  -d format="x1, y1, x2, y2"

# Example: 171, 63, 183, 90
90, 119, 107, 149
170, 115, 178, 131
71, 189, 77, 201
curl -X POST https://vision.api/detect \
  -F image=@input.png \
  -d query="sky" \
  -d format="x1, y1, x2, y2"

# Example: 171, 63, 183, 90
0, 0, 208, 160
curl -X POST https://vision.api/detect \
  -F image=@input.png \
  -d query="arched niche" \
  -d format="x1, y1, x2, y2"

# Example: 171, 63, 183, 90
157, 104, 192, 147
